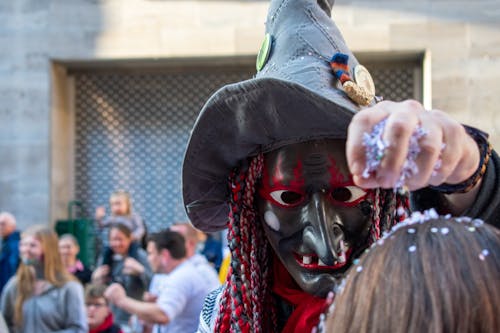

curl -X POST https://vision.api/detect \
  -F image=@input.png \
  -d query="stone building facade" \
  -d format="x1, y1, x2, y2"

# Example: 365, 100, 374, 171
1, 0, 499, 229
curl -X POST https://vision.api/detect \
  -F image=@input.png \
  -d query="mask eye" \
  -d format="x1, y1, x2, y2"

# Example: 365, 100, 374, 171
330, 186, 367, 205
269, 190, 304, 207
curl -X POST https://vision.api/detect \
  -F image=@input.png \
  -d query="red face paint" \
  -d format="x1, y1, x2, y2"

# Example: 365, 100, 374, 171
260, 155, 306, 208
260, 149, 366, 208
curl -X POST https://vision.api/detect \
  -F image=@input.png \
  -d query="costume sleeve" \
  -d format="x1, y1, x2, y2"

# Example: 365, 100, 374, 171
196, 286, 223, 333
100, 216, 113, 227
0, 277, 17, 332
411, 150, 500, 228
53, 281, 88, 333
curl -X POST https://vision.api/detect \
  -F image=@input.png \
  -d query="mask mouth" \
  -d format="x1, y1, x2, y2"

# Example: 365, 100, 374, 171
293, 247, 352, 271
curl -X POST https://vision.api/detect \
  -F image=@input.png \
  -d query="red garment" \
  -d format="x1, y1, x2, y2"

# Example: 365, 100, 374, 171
89, 312, 123, 333
272, 256, 330, 333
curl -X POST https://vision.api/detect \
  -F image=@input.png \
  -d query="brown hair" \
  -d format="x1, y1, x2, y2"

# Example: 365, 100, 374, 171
59, 233, 80, 247
85, 283, 108, 304
15, 225, 75, 325
109, 223, 132, 239
326, 216, 500, 333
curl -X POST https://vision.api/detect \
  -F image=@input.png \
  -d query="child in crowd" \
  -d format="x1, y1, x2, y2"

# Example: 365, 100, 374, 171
95, 190, 145, 266
86, 283, 123, 333
325, 210, 500, 333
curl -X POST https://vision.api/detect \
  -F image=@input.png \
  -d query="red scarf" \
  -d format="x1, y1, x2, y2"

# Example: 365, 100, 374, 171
90, 312, 121, 333
272, 256, 329, 333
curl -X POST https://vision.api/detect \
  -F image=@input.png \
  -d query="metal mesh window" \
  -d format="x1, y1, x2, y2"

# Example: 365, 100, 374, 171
74, 58, 420, 231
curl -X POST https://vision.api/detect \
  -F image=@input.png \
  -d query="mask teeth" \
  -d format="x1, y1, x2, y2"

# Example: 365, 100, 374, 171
318, 258, 327, 266
302, 255, 312, 265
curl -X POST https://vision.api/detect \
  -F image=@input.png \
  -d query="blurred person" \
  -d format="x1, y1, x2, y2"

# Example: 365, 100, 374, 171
170, 222, 220, 290
201, 232, 224, 272
95, 191, 146, 270
0, 212, 20, 295
141, 223, 220, 331
92, 224, 152, 328
59, 233, 93, 285
95, 191, 145, 244
85, 283, 123, 333
0, 225, 87, 333
326, 210, 500, 333
105, 230, 215, 333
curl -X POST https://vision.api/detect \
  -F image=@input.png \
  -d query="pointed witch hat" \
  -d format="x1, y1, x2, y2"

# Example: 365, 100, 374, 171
182, 0, 376, 231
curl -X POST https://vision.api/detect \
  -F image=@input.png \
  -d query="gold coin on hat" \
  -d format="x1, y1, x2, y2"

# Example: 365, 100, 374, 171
353, 64, 376, 97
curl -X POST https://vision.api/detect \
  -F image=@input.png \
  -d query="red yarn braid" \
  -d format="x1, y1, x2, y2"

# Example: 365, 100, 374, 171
215, 154, 277, 332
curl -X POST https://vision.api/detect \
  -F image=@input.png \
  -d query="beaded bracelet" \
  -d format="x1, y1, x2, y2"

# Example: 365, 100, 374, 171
429, 125, 492, 194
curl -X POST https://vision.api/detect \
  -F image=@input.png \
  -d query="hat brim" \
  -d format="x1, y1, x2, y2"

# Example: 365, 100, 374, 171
182, 77, 356, 232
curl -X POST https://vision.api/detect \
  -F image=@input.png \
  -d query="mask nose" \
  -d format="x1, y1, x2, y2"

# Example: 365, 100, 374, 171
302, 192, 346, 266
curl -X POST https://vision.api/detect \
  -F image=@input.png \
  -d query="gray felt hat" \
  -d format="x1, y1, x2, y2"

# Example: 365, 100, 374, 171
182, 0, 374, 232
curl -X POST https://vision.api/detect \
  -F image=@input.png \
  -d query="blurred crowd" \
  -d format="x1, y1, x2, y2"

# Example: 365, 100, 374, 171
0, 191, 224, 333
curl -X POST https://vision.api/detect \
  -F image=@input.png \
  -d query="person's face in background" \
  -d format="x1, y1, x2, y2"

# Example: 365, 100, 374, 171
257, 139, 373, 297
0, 215, 14, 238
20, 234, 44, 265
110, 195, 129, 216
147, 241, 163, 273
169, 224, 198, 257
58, 238, 79, 266
109, 228, 132, 256
86, 297, 110, 330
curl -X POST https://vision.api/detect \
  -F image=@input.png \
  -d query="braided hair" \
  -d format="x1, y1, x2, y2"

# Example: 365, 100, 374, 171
215, 154, 410, 332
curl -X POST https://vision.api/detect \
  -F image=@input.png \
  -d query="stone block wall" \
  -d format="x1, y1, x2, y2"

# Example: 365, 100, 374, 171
0, 0, 499, 228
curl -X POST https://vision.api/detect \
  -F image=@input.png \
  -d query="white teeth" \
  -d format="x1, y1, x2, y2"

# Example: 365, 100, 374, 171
318, 258, 327, 266
302, 256, 312, 264
338, 252, 346, 263
334, 261, 338, 265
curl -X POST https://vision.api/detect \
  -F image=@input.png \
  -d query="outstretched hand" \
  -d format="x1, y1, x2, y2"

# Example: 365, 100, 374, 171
346, 100, 480, 191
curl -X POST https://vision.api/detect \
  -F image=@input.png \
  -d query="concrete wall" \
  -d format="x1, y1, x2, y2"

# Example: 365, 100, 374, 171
1, 0, 499, 229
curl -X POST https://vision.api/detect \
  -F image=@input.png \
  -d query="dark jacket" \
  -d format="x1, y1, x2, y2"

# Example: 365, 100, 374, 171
0, 230, 20, 294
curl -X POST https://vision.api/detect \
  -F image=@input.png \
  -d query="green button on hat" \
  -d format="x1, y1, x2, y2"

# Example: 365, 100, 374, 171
256, 33, 273, 72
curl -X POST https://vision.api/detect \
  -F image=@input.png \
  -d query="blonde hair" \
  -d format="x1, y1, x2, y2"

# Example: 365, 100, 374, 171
110, 190, 132, 216
14, 225, 75, 325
